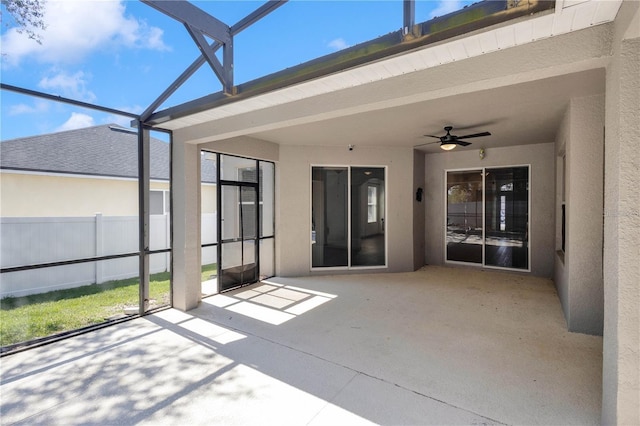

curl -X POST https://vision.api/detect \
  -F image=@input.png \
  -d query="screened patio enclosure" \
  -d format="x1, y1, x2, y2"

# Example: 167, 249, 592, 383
200, 152, 275, 295
1, 1, 639, 423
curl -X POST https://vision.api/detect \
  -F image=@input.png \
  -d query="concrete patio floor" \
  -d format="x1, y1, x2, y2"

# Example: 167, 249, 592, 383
0, 266, 603, 425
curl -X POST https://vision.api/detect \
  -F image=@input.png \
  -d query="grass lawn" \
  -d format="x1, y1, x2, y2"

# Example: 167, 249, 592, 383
0, 264, 217, 348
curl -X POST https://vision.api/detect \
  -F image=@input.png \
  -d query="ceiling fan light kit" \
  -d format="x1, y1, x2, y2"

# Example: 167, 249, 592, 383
440, 143, 457, 151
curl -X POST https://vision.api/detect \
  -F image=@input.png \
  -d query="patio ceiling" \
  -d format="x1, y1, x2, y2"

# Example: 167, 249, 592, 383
149, 0, 619, 153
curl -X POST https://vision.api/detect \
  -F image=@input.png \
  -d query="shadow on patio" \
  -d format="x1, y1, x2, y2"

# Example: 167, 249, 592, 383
0, 266, 602, 425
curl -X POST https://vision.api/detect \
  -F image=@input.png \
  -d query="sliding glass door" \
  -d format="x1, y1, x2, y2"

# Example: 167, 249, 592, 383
446, 170, 483, 264
446, 166, 529, 271
312, 166, 386, 269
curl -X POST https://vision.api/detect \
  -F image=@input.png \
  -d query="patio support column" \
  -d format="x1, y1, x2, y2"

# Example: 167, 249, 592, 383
172, 138, 201, 311
602, 1, 640, 423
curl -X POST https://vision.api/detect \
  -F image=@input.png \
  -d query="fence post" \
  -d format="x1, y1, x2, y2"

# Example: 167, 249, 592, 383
95, 213, 104, 284
165, 213, 171, 272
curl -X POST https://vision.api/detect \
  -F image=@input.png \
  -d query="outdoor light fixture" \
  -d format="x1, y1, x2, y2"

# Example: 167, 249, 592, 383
440, 143, 456, 151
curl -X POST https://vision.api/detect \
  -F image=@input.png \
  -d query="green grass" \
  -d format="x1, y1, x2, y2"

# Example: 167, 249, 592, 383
0, 264, 217, 347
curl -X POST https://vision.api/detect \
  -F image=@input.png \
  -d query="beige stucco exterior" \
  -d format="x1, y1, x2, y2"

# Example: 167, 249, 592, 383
0, 172, 215, 216
0, 173, 148, 217
601, 1, 640, 423
554, 94, 605, 336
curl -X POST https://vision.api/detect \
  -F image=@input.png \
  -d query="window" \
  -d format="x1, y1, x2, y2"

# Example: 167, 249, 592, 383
150, 190, 169, 215
367, 185, 377, 223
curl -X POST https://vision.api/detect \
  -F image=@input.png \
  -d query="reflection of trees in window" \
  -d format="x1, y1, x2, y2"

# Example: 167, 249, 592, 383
448, 184, 471, 204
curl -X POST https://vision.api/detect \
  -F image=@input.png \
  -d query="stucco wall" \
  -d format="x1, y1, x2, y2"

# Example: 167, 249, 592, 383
171, 140, 201, 311
413, 151, 426, 270
602, 1, 640, 423
554, 94, 605, 336
0, 172, 216, 217
277, 145, 415, 276
554, 109, 570, 323
423, 142, 555, 277
0, 173, 156, 217
199, 135, 279, 162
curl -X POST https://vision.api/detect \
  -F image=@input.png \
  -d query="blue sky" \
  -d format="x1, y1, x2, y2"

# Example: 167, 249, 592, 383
1, 0, 473, 141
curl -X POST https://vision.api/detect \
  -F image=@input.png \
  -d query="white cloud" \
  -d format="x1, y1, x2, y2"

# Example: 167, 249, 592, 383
429, 0, 464, 19
56, 112, 95, 132
9, 99, 51, 116
38, 70, 96, 103
1, 0, 170, 67
328, 38, 349, 51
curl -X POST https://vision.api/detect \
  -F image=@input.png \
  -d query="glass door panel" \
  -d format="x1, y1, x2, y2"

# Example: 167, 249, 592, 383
241, 186, 257, 239
312, 167, 348, 267
260, 161, 275, 237
200, 151, 218, 296
351, 167, 386, 266
484, 166, 529, 269
446, 170, 483, 263
260, 238, 274, 279
220, 183, 258, 292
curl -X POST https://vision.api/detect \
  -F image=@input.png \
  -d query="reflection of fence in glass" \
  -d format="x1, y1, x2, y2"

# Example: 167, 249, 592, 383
1, 214, 178, 298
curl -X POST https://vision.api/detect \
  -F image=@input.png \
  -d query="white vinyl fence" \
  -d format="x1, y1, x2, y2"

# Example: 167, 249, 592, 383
1, 213, 218, 298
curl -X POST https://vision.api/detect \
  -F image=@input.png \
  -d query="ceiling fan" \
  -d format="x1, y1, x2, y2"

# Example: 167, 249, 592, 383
416, 125, 491, 150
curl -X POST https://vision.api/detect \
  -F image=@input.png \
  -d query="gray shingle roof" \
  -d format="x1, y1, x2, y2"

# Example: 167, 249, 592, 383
1, 124, 216, 183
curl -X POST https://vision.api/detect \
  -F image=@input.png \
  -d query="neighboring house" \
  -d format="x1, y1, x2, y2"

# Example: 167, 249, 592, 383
0, 124, 216, 297
0, 124, 215, 217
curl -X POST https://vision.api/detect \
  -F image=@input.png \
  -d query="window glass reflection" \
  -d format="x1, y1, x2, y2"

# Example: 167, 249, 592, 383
446, 170, 483, 264
485, 166, 529, 269
312, 167, 348, 267
351, 167, 385, 267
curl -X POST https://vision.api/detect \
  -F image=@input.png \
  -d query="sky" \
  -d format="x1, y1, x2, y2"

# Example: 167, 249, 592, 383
1, 0, 474, 141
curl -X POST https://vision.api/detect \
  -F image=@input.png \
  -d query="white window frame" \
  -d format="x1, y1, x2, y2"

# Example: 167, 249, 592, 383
150, 189, 170, 215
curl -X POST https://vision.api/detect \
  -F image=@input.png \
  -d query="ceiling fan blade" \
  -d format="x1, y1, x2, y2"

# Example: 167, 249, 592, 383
414, 140, 440, 147
457, 141, 472, 147
457, 131, 491, 139
423, 135, 442, 139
